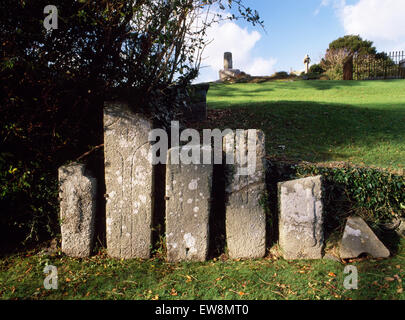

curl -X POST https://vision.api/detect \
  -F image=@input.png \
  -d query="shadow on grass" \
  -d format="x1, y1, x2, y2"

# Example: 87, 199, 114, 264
297, 79, 364, 90
202, 100, 405, 168
208, 80, 366, 98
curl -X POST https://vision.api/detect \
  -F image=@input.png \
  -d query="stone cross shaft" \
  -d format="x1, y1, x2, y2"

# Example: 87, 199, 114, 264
224, 52, 233, 70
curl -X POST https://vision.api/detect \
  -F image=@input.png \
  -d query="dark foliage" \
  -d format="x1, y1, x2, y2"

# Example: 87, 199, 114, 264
0, 0, 262, 250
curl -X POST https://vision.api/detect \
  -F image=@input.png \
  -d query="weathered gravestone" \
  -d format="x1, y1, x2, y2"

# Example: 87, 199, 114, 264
340, 216, 390, 259
278, 175, 324, 260
104, 102, 154, 259
165, 146, 213, 262
59, 163, 97, 258
223, 130, 267, 259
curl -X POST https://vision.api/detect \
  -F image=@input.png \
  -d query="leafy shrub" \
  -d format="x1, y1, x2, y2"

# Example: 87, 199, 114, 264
295, 164, 405, 228
324, 65, 344, 80
272, 71, 290, 79
0, 156, 59, 247
309, 64, 325, 74
302, 72, 321, 80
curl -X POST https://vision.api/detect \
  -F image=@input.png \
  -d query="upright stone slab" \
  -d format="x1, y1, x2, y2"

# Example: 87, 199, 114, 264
104, 102, 154, 259
278, 176, 324, 260
165, 146, 213, 262
223, 130, 267, 259
59, 163, 97, 258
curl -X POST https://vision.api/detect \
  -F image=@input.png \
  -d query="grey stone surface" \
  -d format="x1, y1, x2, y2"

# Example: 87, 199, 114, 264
104, 102, 154, 259
224, 52, 233, 70
223, 130, 267, 259
278, 175, 324, 260
59, 163, 97, 258
340, 216, 390, 259
165, 146, 213, 262
397, 218, 405, 238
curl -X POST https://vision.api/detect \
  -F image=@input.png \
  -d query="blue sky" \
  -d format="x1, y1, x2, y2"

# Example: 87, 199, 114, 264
196, 0, 405, 82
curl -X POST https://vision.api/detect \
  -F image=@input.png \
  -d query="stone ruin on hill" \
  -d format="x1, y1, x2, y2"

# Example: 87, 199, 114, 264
219, 52, 251, 81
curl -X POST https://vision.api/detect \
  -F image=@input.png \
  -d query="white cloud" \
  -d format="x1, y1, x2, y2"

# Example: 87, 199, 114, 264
314, 0, 331, 15
321, 0, 405, 51
341, 0, 405, 50
244, 57, 278, 76
314, 0, 346, 16
195, 21, 277, 83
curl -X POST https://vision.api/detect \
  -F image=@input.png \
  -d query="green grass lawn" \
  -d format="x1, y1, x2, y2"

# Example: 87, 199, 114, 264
206, 80, 405, 170
0, 239, 404, 300
1, 80, 404, 301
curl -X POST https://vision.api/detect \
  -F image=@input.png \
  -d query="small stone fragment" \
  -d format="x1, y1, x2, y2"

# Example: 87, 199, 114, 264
340, 216, 390, 259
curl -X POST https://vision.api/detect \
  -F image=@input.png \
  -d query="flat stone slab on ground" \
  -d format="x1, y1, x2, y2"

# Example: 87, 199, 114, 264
165, 146, 213, 262
104, 102, 154, 259
340, 216, 390, 259
278, 175, 324, 260
59, 163, 97, 258
223, 130, 267, 259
